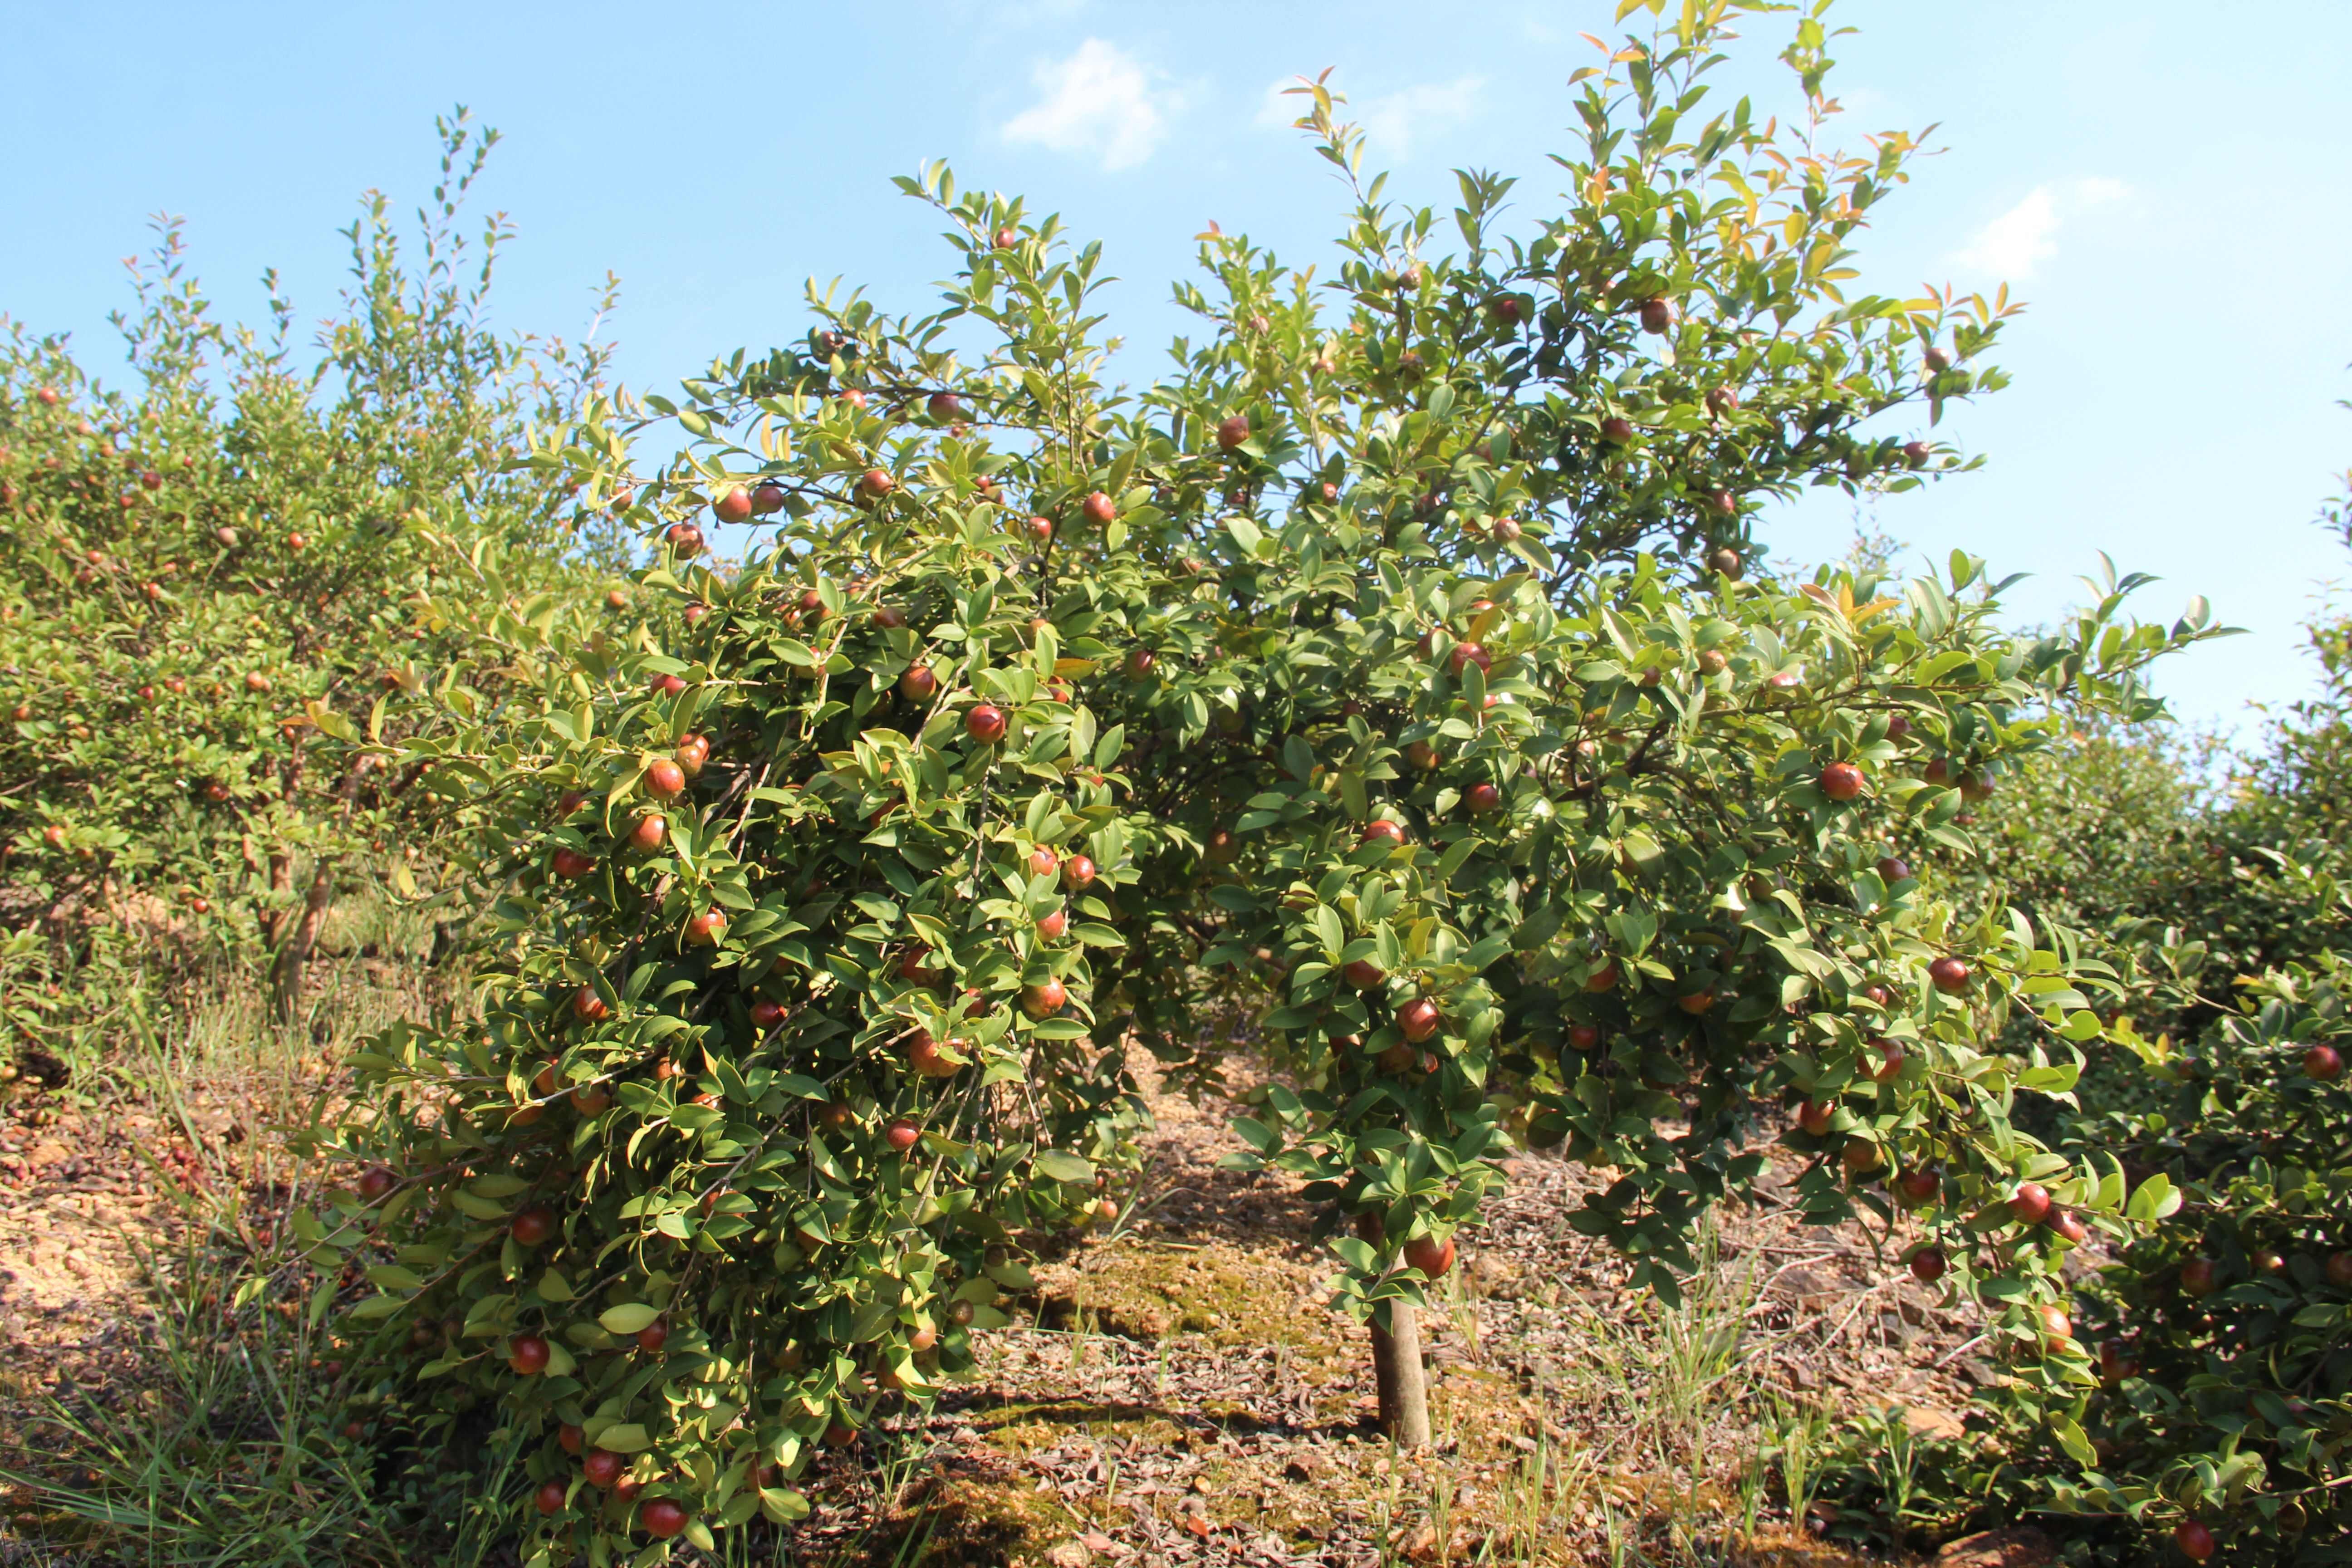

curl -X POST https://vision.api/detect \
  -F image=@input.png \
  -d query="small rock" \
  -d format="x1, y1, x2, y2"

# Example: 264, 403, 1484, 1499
1047, 1543, 1091, 1568
28, 1142, 69, 1169
1932, 1526, 2058, 1568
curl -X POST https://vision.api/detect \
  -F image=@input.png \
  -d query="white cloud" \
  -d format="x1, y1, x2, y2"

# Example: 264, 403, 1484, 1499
1360, 75, 1486, 157
1002, 39, 1174, 172
1952, 178, 2130, 280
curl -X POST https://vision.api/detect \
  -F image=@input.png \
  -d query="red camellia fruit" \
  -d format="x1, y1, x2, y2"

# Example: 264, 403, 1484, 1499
1022, 978, 1068, 1018
1361, 819, 1406, 848
583, 1448, 624, 1489
1566, 1024, 1602, 1053
1343, 958, 1386, 989
674, 734, 710, 774
1638, 298, 1674, 333
1448, 642, 1491, 677
1464, 782, 1501, 814
713, 486, 752, 523
1798, 1100, 1835, 1137
507, 1334, 551, 1375
1820, 761, 1864, 801
636, 1318, 669, 1354
553, 847, 596, 880
642, 1499, 691, 1540
2326, 1252, 2352, 1289
1923, 345, 1955, 372
1877, 856, 1912, 883
993, 227, 1019, 250
860, 467, 895, 497
1036, 907, 1068, 941
2008, 1183, 2053, 1225
1216, 413, 1250, 450
511, 1207, 556, 1246
2173, 1520, 2215, 1563
1677, 988, 1716, 1015
2050, 1209, 2089, 1245
1902, 440, 1933, 466
1909, 1246, 1946, 1283
1491, 295, 1523, 326
650, 673, 688, 698
1062, 854, 1097, 889
908, 1029, 962, 1078
244, 671, 270, 693
1026, 845, 1060, 879
750, 998, 787, 1029
358, 1165, 396, 1202
559, 1423, 585, 1455
750, 479, 786, 515
1082, 490, 1117, 525
685, 909, 727, 946
1600, 415, 1635, 444
1584, 960, 1620, 993
884, 1117, 921, 1152
927, 391, 961, 420
2303, 1044, 2344, 1081
965, 704, 1007, 744
646, 759, 686, 799
872, 603, 907, 630
1402, 1235, 1455, 1278
1124, 647, 1156, 680
2180, 1256, 2219, 1297
628, 813, 666, 853
573, 985, 610, 1022
2037, 1302, 2073, 1344
536, 1479, 568, 1515
1866, 1038, 1904, 1083
1397, 998, 1441, 1042
899, 664, 939, 702
1894, 1167, 1938, 1206
1929, 956, 1971, 994
665, 523, 705, 556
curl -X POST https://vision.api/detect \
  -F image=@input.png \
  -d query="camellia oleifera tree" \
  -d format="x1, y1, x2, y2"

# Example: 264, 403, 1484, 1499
0, 111, 614, 1056
310, 5, 2225, 1560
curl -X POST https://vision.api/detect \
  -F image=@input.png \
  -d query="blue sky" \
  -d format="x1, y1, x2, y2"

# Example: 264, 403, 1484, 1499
7, 1, 2350, 736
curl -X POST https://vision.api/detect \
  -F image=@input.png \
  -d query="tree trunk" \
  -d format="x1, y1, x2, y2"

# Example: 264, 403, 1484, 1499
270, 861, 334, 1021
1371, 1299, 1431, 1449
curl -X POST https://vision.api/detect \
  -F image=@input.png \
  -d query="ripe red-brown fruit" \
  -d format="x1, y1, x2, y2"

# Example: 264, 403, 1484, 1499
1215, 413, 1250, 451
635, 1318, 669, 1354
900, 664, 939, 702
1490, 295, 1523, 326
2050, 1209, 2089, 1246
1600, 415, 1635, 444
1923, 757, 1956, 787
1877, 856, 1912, 883
1909, 1246, 1946, 1283
642, 1499, 691, 1540
927, 391, 961, 421
749, 479, 786, 515
628, 813, 666, 853
2173, 1520, 2215, 1562
884, 1117, 921, 1152
713, 486, 752, 523
2303, 1044, 2343, 1081
750, 998, 787, 1029
2180, 1255, 2219, 1297
649, 672, 688, 699
1922, 345, 1955, 372
665, 523, 705, 557
1677, 988, 1716, 1015
1584, 960, 1620, 993
287, 532, 307, 549
1820, 761, 1864, 801
1404, 740, 1440, 772
860, 467, 895, 498
1902, 440, 1933, 467
1448, 641, 1491, 677
1361, 819, 1406, 848
1638, 298, 1674, 334
558, 1423, 585, 1455
1124, 647, 1156, 680
1895, 1167, 1938, 1206
553, 846, 596, 880
573, 985, 611, 1023
244, 671, 270, 693
1343, 958, 1385, 989
646, 758, 686, 799
1036, 907, 1068, 940
511, 1207, 556, 1246
2097, 1340, 2138, 1382
1866, 1038, 1904, 1083
583, 1448, 624, 1489
1062, 854, 1097, 889
42, 824, 67, 849
1929, 956, 1971, 994
872, 603, 907, 631
1397, 998, 1441, 1042
2037, 1302, 2073, 1344
507, 1334, 551, 1375
1403, 1235, 1455, 1278
965, 704, 1007, 744
2326, 1252, 2352, 1288
34, 387, 59, 407
1025, 845, 1060, 880
1022, 978, 1068, 1018
993, 227, 1019, 250
535, 1479, 568, 1515
612, 1475, 644, 1504
685, 909, 727, 946
358, 1165, 396, 1202
2008, 1183, 2052, 1226
1464, 782, 1502, 814
1798, 1100, 1835, 1137
1082, 490, 1117, 525
1842, 1137, 1881, 1176
909, 1030, 963, 1078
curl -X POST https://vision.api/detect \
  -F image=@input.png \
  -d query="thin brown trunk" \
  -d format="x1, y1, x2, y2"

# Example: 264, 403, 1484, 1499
1371, 1299, 1431, 1449
271, 862, 333, 1020
261, 852, 292, 946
